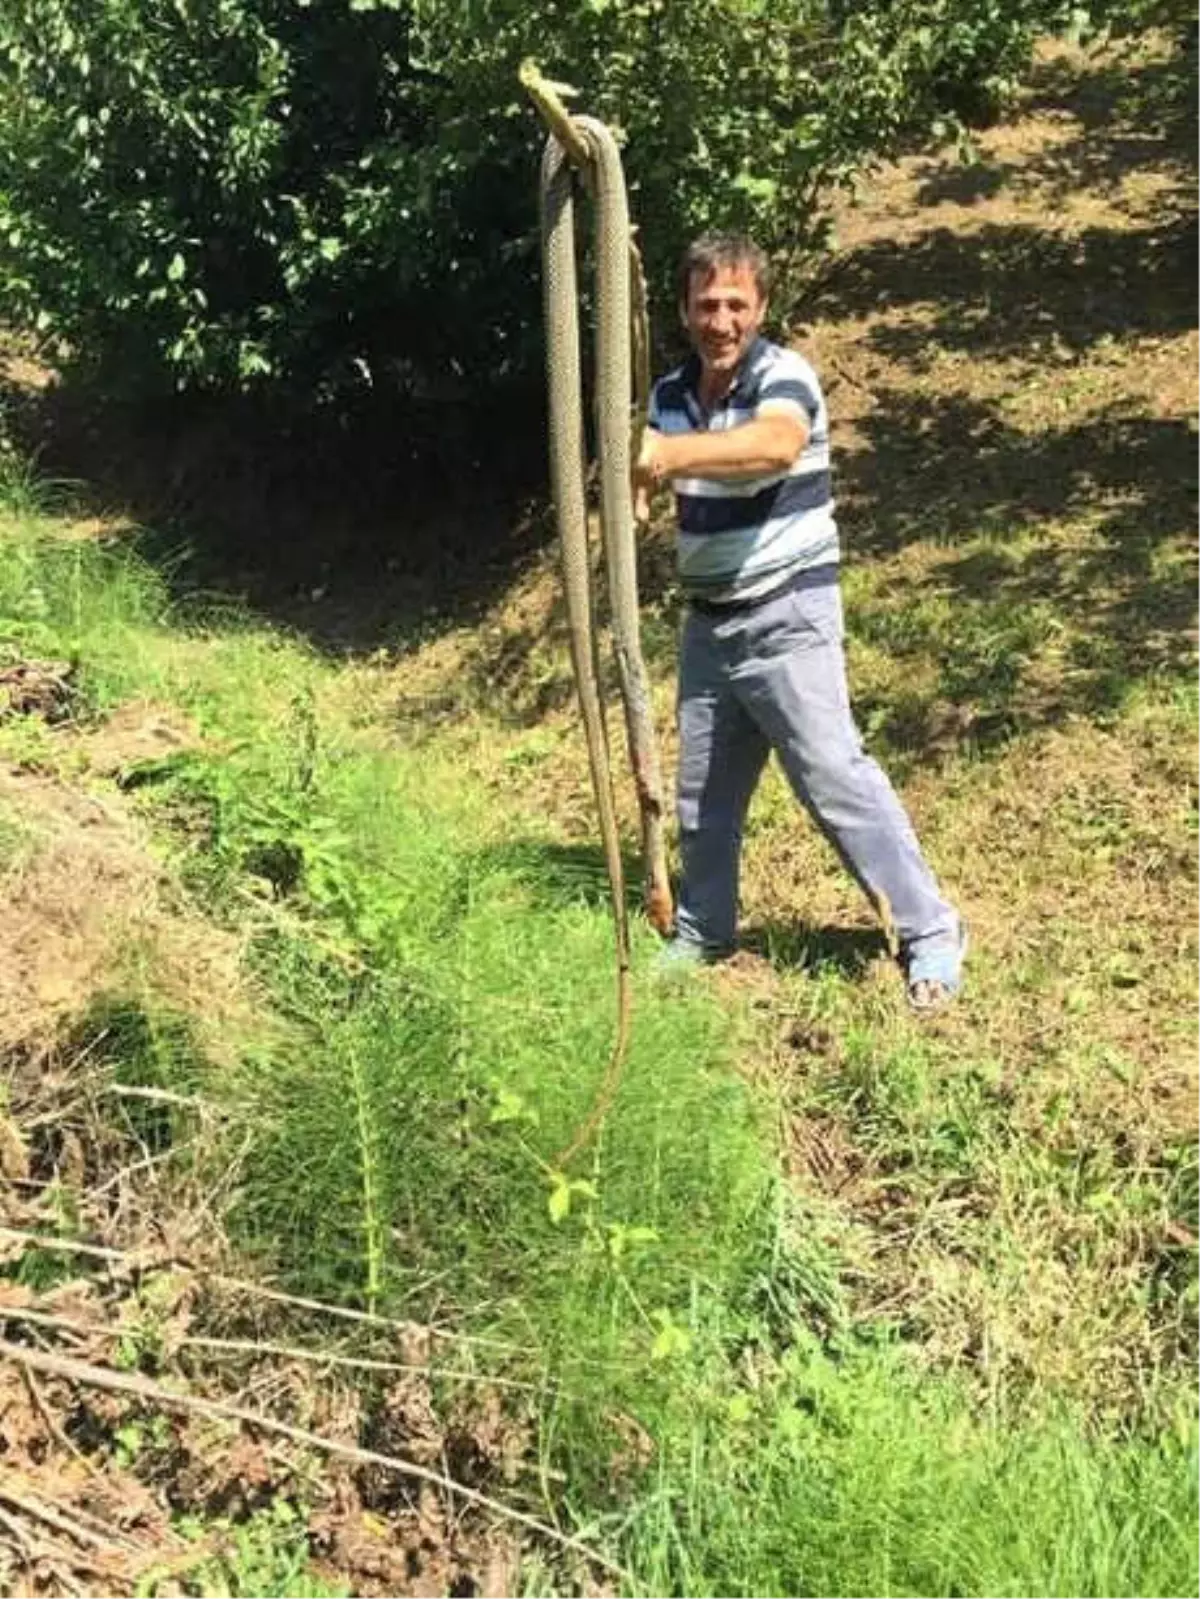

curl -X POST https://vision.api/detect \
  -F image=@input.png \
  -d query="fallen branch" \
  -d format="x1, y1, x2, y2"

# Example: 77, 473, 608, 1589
0, 1488, 143, 1586
182, 1333, 543, 1392
0, 1227, 483, 1340
0, 1338, 624, 1580
1, 1303, 543, 1393
0, 1228, 123, 1265
0, 1503, 34, 1555
103, 1083, 215, 1111
0, 1481, 116, 1554
21, 1365, 108, 1484
87, 1137, 202, 1200
0, 1507, 126, 1588
0, 1227, 627, 1371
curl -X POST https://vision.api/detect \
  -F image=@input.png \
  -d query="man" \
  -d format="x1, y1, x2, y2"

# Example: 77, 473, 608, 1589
633, 233, 965, 1008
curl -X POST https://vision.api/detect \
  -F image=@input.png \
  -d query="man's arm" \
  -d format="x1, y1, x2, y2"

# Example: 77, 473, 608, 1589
633, 409, 807, 519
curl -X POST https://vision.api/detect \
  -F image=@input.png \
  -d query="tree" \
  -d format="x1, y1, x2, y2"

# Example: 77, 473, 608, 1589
0, 0, 1080, 406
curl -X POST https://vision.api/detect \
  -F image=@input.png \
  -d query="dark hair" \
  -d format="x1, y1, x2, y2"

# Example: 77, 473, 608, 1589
677, 234, 772, 306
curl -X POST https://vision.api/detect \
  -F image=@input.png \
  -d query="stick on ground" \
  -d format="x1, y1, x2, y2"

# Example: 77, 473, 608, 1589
0, 1337, 624, 1580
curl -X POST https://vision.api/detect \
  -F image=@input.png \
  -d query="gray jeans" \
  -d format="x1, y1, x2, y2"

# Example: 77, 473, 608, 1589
675, 569, 959, 957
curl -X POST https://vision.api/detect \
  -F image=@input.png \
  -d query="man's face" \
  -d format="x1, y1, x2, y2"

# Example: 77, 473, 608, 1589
681, 263, 766, 381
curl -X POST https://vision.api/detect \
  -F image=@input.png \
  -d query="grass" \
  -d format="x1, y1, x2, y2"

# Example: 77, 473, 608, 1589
0, 508, 776, 1336
0, 32, 1196, 1598
0, 794, 32, 869
622, 1348, 1197, 1599
1, 511, 1195, 1596
156, 1503, 349, 1599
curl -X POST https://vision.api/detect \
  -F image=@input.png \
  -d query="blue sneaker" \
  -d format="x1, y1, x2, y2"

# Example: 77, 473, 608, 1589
651, 936, 728, 980
905, 922, 969, 1012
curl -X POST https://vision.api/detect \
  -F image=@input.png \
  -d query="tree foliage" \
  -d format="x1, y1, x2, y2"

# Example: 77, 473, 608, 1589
0, 0, 1166, 404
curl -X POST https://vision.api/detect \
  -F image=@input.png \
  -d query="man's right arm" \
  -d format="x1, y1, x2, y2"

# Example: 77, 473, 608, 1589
641, 411, 806, 485
633, 384, 665, 523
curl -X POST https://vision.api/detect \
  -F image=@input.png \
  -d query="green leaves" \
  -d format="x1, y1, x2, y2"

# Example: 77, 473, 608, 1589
649, 1306, 691, 1361
0, 0, 1056, 401
547, 1173, 597, 1223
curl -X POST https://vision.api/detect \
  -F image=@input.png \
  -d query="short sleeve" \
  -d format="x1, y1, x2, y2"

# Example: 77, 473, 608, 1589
756, 352, 820, 423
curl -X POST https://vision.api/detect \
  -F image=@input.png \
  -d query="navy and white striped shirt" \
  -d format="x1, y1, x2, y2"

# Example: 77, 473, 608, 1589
648, 336, 838, 604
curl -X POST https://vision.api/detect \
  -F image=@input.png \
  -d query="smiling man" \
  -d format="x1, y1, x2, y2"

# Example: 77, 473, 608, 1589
634, 233, 966, 1008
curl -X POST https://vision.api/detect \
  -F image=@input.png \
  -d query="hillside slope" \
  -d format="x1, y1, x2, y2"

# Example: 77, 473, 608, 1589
0, 32, 1195, 1599
391, 31, 1197, 1414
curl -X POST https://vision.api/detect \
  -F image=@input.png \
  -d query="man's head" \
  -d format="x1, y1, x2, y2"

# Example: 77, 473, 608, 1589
678, 235, 770, 384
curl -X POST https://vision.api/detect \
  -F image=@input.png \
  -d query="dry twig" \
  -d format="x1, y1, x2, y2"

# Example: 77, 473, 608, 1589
0, 1228, 533, 1357
0, 1337, 624, 1580
0, 1481, 116, 1555
21, 1365, 108, 1484
1, 1302, 544, 1393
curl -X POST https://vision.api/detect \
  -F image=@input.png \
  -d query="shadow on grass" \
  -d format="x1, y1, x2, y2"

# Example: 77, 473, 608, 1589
477, 838, 886, 982
385, 525, 683, 735
812, 213, 1195, 358
835, 388, 1196, 759
476, 837, 653, 918
842, 394, 1195, 553
741, 921, 887, 981
913, 48, 1196, 210
798, 45, 1198, 763
3, 372, 556, 658
816, 41, 1196, 347
1020, 40, 1198, 142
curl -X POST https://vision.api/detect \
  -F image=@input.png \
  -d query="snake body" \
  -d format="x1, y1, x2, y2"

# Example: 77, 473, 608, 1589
527, 72, 672, 1163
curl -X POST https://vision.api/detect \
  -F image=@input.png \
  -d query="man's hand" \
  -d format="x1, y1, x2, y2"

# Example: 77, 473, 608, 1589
632, 430, 665, 524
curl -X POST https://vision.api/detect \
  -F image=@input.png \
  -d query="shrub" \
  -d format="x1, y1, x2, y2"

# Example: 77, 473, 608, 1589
0, 0, 1054, 405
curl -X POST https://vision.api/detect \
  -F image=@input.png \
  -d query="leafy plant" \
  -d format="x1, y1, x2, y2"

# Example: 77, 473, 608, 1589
139, 1501, 346, 1599
0, 0, 1062, 406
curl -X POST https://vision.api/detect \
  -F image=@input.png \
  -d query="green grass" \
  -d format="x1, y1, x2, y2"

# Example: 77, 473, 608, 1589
0, 517, 170, 693
145, 1503, 349, 1599
0, 794, 32, 868
2, 513, 1196, 1596
622, 1345, 1198, 1598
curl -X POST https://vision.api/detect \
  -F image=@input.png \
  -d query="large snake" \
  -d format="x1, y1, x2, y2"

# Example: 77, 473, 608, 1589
521, 64, 673, 1167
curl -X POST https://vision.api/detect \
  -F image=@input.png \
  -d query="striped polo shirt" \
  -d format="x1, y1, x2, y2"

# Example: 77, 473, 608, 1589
648, 336, 838, 605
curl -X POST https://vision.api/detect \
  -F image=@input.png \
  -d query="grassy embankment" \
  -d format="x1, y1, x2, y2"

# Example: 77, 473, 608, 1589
1, 33, 1196, 1599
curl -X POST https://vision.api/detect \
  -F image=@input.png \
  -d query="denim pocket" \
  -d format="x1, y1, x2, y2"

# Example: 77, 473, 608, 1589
788, 580, 844, 647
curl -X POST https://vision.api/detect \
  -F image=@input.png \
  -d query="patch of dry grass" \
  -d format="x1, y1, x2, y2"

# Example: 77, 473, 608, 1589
0, 728, 256, 1071
0, 770, 164, 1054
